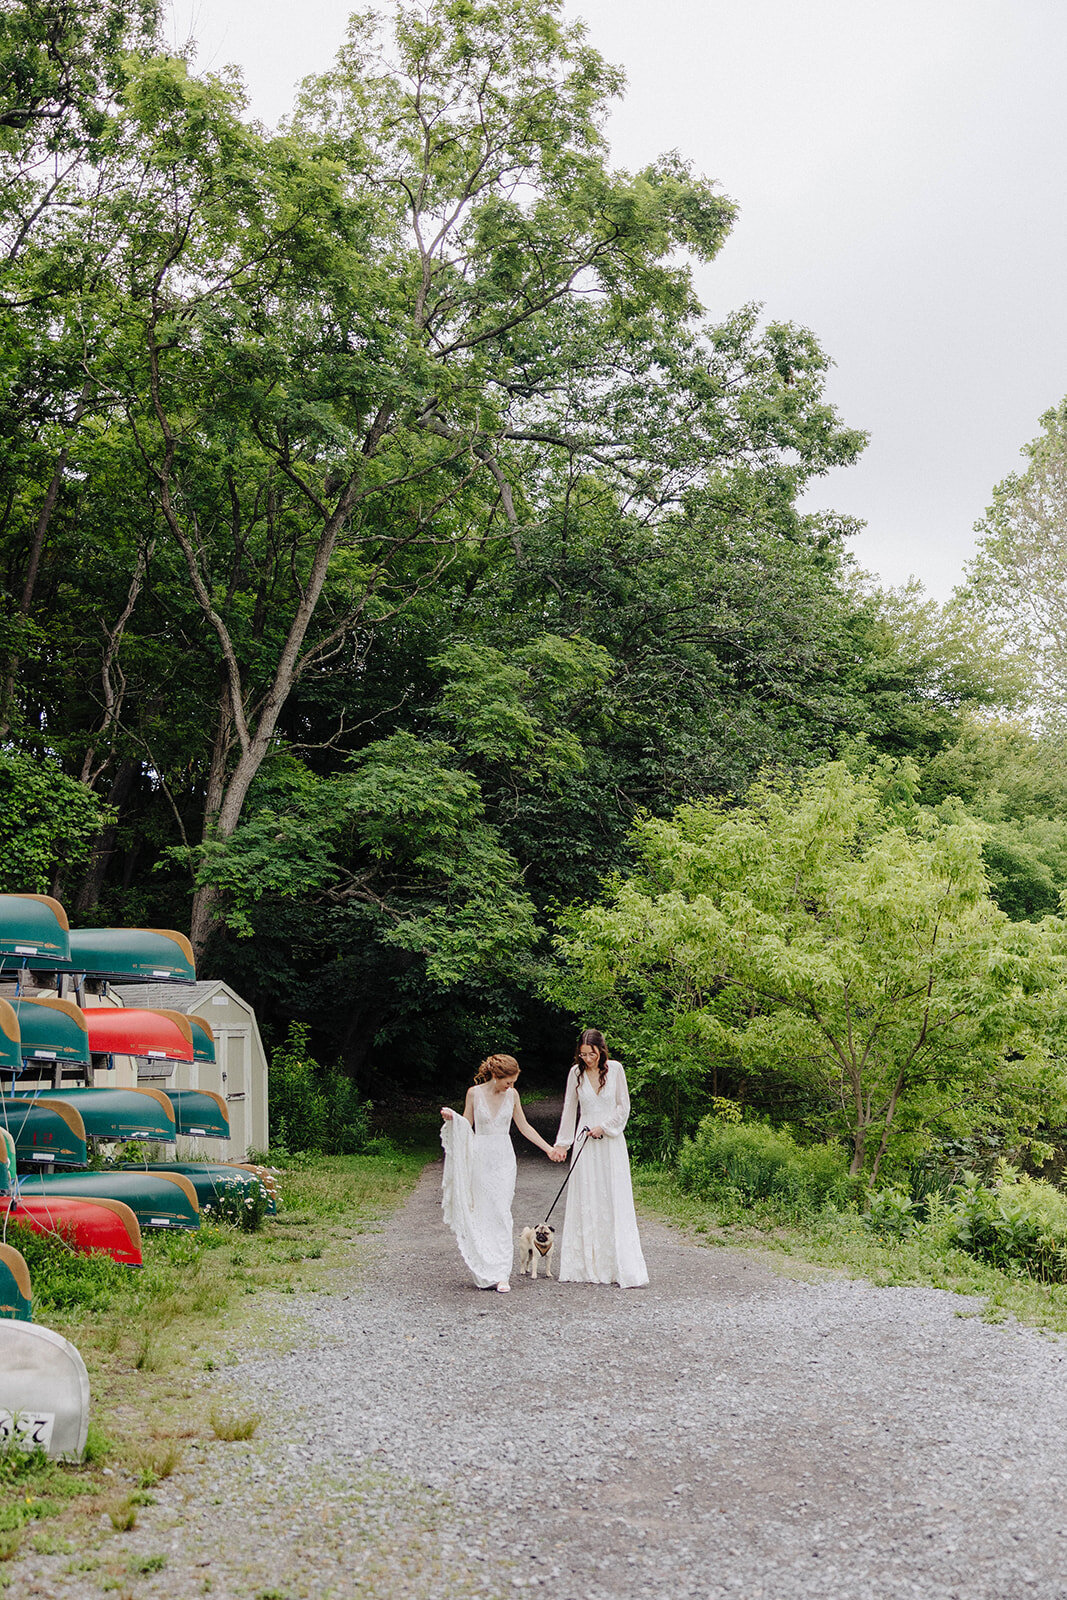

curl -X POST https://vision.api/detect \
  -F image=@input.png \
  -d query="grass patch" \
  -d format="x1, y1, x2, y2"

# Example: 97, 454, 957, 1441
133, 1444, 181, 1487
129, 1552, 166, 1573
107, 1499, 138, 1532
634, 1164, 1067, 1334
209, 1409, 260, 1442
0, 1148, 430, 1571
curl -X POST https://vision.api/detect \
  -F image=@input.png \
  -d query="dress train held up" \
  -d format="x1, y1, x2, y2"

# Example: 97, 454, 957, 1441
440, 1084, 516, 1287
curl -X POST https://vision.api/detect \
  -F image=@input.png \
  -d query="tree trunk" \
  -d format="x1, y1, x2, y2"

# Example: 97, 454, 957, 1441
72, 759, 141, 914
848, 1133, 866, 1177
848, 1064, 867, 1175
188, 735, 274, 962
189, 881, 220, 965
869, 1065, 908, 1185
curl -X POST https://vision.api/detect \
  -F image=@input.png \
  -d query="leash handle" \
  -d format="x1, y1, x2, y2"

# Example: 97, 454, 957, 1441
542, 1125, 590, 1226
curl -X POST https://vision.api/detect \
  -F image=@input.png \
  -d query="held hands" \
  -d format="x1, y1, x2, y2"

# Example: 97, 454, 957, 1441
548, 1145, 567, 1162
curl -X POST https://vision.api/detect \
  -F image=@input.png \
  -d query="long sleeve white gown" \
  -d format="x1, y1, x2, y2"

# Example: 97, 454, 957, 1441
554, 1060, 648, 1288
440, 1084, 516, 1287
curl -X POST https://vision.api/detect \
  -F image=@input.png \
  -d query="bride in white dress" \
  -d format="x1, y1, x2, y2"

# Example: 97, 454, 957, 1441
552, 1029, 648, 1288
440, 1053, 563, 1292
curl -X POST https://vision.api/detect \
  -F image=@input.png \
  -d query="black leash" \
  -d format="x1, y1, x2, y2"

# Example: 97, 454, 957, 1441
542, 1126, 591, 1226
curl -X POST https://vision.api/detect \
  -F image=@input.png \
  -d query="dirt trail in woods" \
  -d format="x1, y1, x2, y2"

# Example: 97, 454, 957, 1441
15, 1135, 1067, 1600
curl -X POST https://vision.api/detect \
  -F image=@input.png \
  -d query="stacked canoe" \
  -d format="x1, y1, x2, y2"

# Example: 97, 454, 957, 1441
0, 894, 274, 1274
0, 1242, 33, 1320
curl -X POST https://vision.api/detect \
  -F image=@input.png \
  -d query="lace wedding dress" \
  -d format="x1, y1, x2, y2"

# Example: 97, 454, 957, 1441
440, 1084, 517, 1287
554, 1060, 648, 1288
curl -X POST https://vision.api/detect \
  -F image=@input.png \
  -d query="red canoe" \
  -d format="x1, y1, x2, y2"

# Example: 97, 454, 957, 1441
83, 1008, 194, 1063
1, 1195, 143, 1266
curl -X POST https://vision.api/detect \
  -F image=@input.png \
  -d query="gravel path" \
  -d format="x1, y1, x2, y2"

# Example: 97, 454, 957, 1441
16, 1148, 1067, 1600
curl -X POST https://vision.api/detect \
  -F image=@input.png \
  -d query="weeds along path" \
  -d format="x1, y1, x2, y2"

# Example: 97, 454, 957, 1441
16, 1150, 1067, 1600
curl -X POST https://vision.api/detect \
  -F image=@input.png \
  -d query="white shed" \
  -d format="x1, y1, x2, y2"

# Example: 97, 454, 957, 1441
112, 980, 269, 1160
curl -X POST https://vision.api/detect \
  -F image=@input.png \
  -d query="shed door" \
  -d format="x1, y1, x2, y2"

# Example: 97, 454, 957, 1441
215, 1027, 251, 1159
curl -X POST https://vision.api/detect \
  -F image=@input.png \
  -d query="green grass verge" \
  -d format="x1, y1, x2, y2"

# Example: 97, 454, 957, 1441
634, 1164, 1067, 1334
0, 1149, 431, 1574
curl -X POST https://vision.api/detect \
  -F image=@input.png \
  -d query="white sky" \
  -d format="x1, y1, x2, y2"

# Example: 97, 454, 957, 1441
169, 0, 1067, 600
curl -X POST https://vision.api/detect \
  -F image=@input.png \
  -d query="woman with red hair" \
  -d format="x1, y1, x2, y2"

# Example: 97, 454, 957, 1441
441, 1052, 561, 1292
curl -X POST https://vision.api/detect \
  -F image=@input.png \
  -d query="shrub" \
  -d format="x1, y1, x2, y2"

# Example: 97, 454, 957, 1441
628, 1082, 745, 1166
201, 1176, 272, 1232
677, 1117, 855, 1215
268, 1024, 371, 1155
108, 1500, 137, 1532
0, 1441, 51, 1490
863, 1186, 920, 1239
948, 1166, 1067, 1280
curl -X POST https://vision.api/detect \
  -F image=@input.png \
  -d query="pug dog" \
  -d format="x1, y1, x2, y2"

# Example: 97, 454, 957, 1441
519, 1223, 556, 1279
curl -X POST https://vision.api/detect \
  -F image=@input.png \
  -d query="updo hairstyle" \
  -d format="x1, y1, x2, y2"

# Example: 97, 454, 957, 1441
474, 1053, 520, 1085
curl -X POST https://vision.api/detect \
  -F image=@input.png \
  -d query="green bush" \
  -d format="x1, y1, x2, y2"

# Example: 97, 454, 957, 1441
200, 1176, 272, 1232
627, 1083, 744, 1167
677, 1117, 855, 1215
948, 1166, 1067, 1280
268, 1023, 371, 1155
863, 1186, 920, 1239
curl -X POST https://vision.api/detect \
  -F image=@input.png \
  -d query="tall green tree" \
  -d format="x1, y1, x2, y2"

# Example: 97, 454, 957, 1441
0, 0, 161, 730
955, 398, 1067, 725
18, 0, 861, 955
921, 715, 1067, 921
548, 760, 1064, 1177
9, 0, 1013, 1095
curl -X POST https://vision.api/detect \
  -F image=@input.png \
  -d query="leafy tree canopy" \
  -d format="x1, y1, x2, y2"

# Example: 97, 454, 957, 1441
0, 0, 1031, 1093
548, 760, 1066, 1178
0, 748, 111, 890
954, 397, 1067, 727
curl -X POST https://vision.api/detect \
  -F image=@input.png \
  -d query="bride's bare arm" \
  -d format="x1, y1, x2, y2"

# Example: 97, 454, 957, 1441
440, 1087, 476, 1126
512, 1093, 563, 1158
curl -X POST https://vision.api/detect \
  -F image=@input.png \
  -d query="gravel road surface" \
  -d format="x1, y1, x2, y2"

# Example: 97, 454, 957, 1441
15, 1147, 1067, 1600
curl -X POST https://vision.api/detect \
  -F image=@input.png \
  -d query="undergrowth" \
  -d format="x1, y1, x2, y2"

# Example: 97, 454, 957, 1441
677, 1116, 857, 1215
634, 1165, 1067, 1334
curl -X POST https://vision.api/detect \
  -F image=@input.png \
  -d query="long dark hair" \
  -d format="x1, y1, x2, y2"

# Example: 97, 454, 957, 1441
573, 1028, 609, 1091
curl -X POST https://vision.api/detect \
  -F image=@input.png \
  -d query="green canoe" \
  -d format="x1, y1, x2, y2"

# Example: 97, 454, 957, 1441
12, 998, 90, 1070
12, 1087, 175, 1142
0, 1000, 21, 1074
0, 1243, 32, 1320
142, 1163, 274, 1214
65, 928, 195, 983
185, 1018, 216, 1064
0, 1127, 16, 1192
165, 1090, 229, 1139
0, 894, 69, 965
18, 1170, 199, 1230
0, 1098, 88, 1167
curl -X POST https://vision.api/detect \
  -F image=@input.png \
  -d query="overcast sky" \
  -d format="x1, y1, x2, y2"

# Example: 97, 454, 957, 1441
169, 0, 1067, 600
